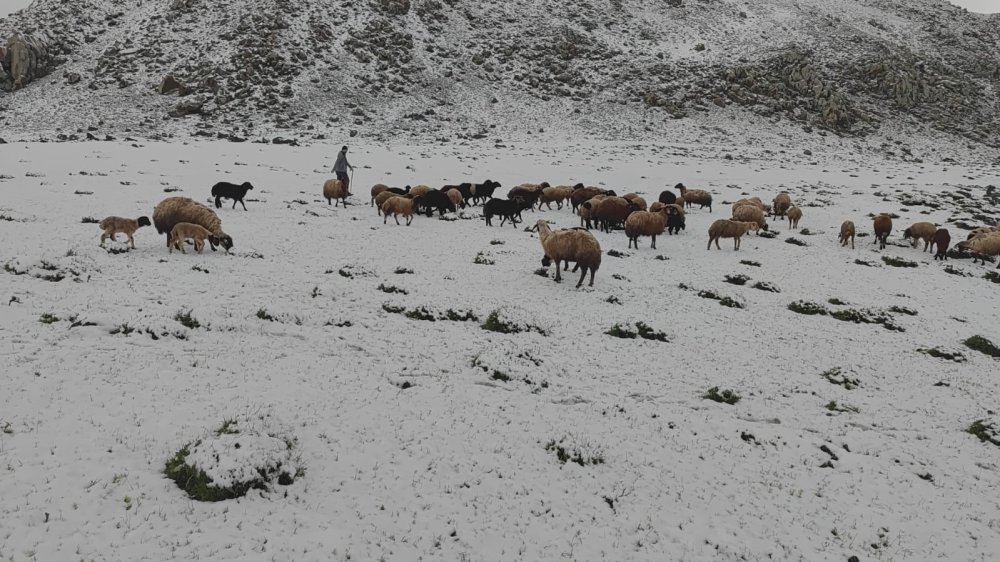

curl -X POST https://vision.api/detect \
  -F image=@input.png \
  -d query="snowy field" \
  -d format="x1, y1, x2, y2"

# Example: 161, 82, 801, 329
1, 139, 999, 561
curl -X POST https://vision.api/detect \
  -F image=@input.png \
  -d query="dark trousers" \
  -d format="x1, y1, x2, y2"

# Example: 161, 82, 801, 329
336, 171, 350, 193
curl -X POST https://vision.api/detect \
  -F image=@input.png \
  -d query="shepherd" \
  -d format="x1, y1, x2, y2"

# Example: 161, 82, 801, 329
334, 145, 355, 197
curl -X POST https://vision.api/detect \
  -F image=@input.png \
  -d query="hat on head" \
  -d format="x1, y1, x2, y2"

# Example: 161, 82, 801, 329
341, 146, 348, 151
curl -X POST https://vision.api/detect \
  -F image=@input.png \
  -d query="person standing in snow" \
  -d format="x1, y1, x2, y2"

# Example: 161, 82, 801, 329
334, 145, 354, 196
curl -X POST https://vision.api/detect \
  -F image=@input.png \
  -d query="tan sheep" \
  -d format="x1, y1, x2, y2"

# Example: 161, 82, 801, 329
539, 186, 573, 210
168, 222, 213, 254
707, 219, 756, 250
578, 194, 607, 229
585, 196, 635, 233
370, 184, 390, 207
623, 193, 648, 212
786, 206, 803, 229
409, 185, 432, 198
772, 192, 792, 217
534, 220, 602, 288
676, 184, 712, 212
152, 197, 233, 252
323, 178, 349, 207
445, 188, 465, 209
731, 205, 769, 232
731, 198, 767, 215
382, 196, 417, 226
374, 190, 399, 215
956, 234, 1000, 267
839, 221, 856, 249
873, 214, 893, 250
967, 226, 1000, 241
902, 221, 937, 251
624, 208, 669, 249
571, 187, 609, 212
99, 215, 151, 249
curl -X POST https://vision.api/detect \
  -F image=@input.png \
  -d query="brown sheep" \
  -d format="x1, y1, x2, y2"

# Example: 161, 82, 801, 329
622, 193, 648, 212
585, 196, 635, 233
578, 194, 607, 229
772, 192, 792, 217
168, 223, 213, 254
382, 196, 417, 226
99, 215, 151, 249
409, 185, 433, 198
708, 220, 756, 250
374, 191, 401, 215
903, 222, 937, 251
956, 234, 1000, 267
152, 197, 233, 252
571, 187, 611, 212
786, 206, 803, 229
624, 208, 669, 249
839, 221, 856, 249
539, 186, 573, 210
731, 205, 769, 232
676, 184, 712, 212
370, 184, 390, 207
534, 220, 602, 288
873, 214, 892, 250
323, 178, 349, 206
731, 198, 767, 215
931, 228, 951, 260
445, 188, 465, 209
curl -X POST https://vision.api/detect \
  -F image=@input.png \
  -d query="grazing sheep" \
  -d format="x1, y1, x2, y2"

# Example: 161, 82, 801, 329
374, 191, 402, 215
571, 187, 612, 212
99, 215, 151, 249
708, 220, 756, 250
676, 184, 713, 212
658, 190, 677, 205
623, 193, 648, 212
445, 188, 465, 209
414, 189, 456, 217
323, 178, 349, 207
903, 221, 938, 251
382, 196, 417, 226
470, 180, 502, 205
370, 183, 390, 207
931, 228, 951, 260
534, 220, 602, 288
153, 197, 233, 252
409, 185, 433, 198
772, 192, 792, 217
211, 181, 255, 211
539, 186, 574, 210
624, 208, 669, 249
873, 214, 893, 250
786, 206, 803, 229
484, 197, 533, 227
733, 197, 768, 215
584, 196, 635, 233
839, 221, 856, 249
168, 222, 213, 254
731, 205, 769, 232
578, 194, 607, 229
507, 183, 547, 209
956, 234, 1000, 267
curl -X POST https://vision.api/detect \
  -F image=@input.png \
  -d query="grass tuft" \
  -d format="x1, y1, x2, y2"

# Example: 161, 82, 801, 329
882, 256, 918, 268
740, 260, 761, 267
703, 386, 741, 405
820, 367, 859, 390
785, 237, 807, 246
39, 313, 59, 324
256, 308, 276, 321
919, 347, 966, 362
788, 301, 828, 315
967, 420, 1000, 447
724, 274, 751, 286
174, 310, 200, 329
964, 335, 1000, 358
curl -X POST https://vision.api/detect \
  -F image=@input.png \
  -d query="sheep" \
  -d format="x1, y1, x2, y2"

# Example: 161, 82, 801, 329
443, 183, 473, 201
839, 221, 856, 249
168, 222, 213, 254
370, 183, 390, 207
470, 180, 502, 205
382, 196, 417, 226
386, 185, 411, 196
374, 190, 402, 215
211, 181, 254, 211
622, 193, 648, 211
99, 215, 151, 249
772, 192, 792, 217
665, 205, 686, 235
967, 226, 1000, 240
153, 197, 233, 252
956, 234, 1000, 267
409, 185, 433, 198
731, 205, 769, 232
624, 208, 669, 249
539, 186, 573, 210
507, 183, 547, 209
707, 220, 756, 250
584, 196, 635, 233
902, 221, 937, 251
676, 183, 712, 212
534, 220, 601, 288
931, 228, 951, 260
786, 206, 803, 229
658, 190, 677, 205
445, 188, 465, 209
732, 197, 767, 215
483, 197, 533, 227
873, 214, 893, 250
571, 187, 612, 212
578, 194, 607, 229
414, 189, 456, 217
323, 178, 349, 207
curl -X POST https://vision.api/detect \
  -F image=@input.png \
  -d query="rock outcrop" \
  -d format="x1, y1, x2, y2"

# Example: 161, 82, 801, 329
1, 32, 52, 91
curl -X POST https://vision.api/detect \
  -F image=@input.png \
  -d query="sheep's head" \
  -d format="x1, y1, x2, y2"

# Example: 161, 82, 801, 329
903, 227, 913, 239
675, 182, 686, 191
137, 216, 152, 227
242, 182, 255, 191
761, 223, 769, 232
605, 190, 617, 197
541, 255, 552, 267
209, 234, 234, 253
573, 183, 584, 189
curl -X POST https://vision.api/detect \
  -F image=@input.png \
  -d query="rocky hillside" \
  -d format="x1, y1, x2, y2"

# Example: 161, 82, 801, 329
1, 0, 998, 146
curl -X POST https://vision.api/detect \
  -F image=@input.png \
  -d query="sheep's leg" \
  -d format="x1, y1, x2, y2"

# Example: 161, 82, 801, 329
554, 260, 562, 283
240, 200, 248, 211
384, 214, 388, 224
406, 214, 413, 226
394, 214, 400, 226
651, 235, 657, 250
100, 232, 108, 247
588, 268, 596, 286
196, 240, 204, 254
575, 266, 587, 288
215, 196, 223, 208
707, 237, 713, 250
128, 234, 136, 249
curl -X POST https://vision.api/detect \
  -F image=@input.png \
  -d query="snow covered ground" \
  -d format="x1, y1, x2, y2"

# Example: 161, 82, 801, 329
1, 138, 999, 561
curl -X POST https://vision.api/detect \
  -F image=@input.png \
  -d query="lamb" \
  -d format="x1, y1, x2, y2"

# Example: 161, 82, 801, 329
786, 206, 803, 229
902, 221, 937, 251
676, 183, 712, 212
99, 215, 151, 249
211, 181, 254, 211
483, 197, 533, 227
534, 220, 602, 288
445, 188, 465, 209
470, 180, 502, 205
414, 189, 456, 217
153, 197, 233, 252
323, 178, 349, 207
931, 228, 951, 260
624, 208, 669, 249
956, 234, 1000, 267
772, 192, 792, 217
539, 186, 573, 210
622, 193, 648, 211
370, 183, 390, 207
731, 205, 769, 232
584, 196, 635, 233
381, 196, 417, 226
168, 222, 213, 254
873, 214, 893, 250
707, 220, 756, 250
839, 221, 856, 249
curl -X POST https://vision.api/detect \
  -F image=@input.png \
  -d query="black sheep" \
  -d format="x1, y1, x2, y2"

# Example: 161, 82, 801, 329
483, 197, 532, 227
666, 208, 685, 235
387, 185, 411, 196
211, 181, 255, 211
658, 190, 677, 205
443, 182, 474, 201
415, 189, 456, 217
932, 228, 951, 260
470, 180, 502, 206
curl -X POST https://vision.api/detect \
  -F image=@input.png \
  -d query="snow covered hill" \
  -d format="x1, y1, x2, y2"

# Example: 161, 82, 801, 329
1, 0, 999, 148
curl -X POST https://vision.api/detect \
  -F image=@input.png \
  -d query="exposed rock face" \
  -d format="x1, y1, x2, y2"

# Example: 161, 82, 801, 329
1, 33, 52, 91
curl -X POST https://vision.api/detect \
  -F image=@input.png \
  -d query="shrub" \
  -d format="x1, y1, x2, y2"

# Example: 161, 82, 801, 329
966, 420, 1000, 447
404, 307, 436, 321
882, 256, 918, 268
828, 298, 848, 306
382, 303, 405, 314
698, 289, 744, 309
985, 271, 1000, 284
174, 310, 201, 329
473, 252, 495, 265
81, 217, 100, 224
606, 249, 628, 258
256, 308, 275, 321
481, 308, 548, 335
788, 301, 828, 315
544, 439, 605, 466
740, 260, 761, 267
606, 323, 637, 339
854, 259, 878, 267
443, 309, 478, 322
490, 371, 511, 382
394, 267, 414, 274
820, 367, 859, 390
111, 323, 135, 336
785, 237, 807, 246
724, 274, 750, 285
533, 268, 549, 277
703, 386, 741, 405
919, 347, 966, 362
944, 265, 972, 277
888, 305, 917, 316
964, 335, 1000, 358
635, 322, 669, 342
758, 230, 777, 239
825, 400, 859, 413
829, 308, 904, 332
377, 283, 408, 295
39, 313, 59, 324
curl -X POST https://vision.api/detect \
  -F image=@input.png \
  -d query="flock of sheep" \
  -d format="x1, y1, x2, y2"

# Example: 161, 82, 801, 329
95, 175, 1000, 288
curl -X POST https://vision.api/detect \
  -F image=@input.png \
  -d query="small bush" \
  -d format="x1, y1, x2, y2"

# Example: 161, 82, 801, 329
966, 420, 1000, 447
405, 307, 436, 321
854, 259, 878, 267
377, 283, 408, 295
825, 401, 859, 413
382, 303, 405, 314
758, 230, 777, 239
882, 256, 918, 268
985, 271, 1000, 284
443, 309, 478, 322
944, 265, 972, 277
828, 298, 848, 306
740, 260, 761, 267
473, 252, 495, 265
964, 335, 1000, 358
703, 386, 741, 405
788, 301, 828, 315
752, 281, 780, 293
490, 371, 511, 382
820, 367, 859, 390
919, 347, 966, 362
724, 274, 751, 286
490, 239, 505, 245
394, 267, 414, 274
111, 323, 135, 336
635, 322, 669, 342
533, 267, 549, 277
39, 313, 59, 324
256, 308, 276, 321
174, 310, 201, 329
785, 237, 807, 246
81, 217, 100, 224
830, 308, 904, 332
337, 268, 353, 278
606, 249, 628, 258
888, 305, 917, 316
481, 308, 547, 335
697, 289, 744, 309
605, 295, 621, 305
606, 324, 637, 339
544, 439, 605, 466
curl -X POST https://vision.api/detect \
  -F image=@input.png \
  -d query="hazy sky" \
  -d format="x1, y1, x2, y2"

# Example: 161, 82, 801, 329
1, 0, 33, 18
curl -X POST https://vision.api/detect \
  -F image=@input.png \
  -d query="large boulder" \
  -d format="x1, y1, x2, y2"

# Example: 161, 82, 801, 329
158, 74, 189, 96
1, 33, 52, 91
